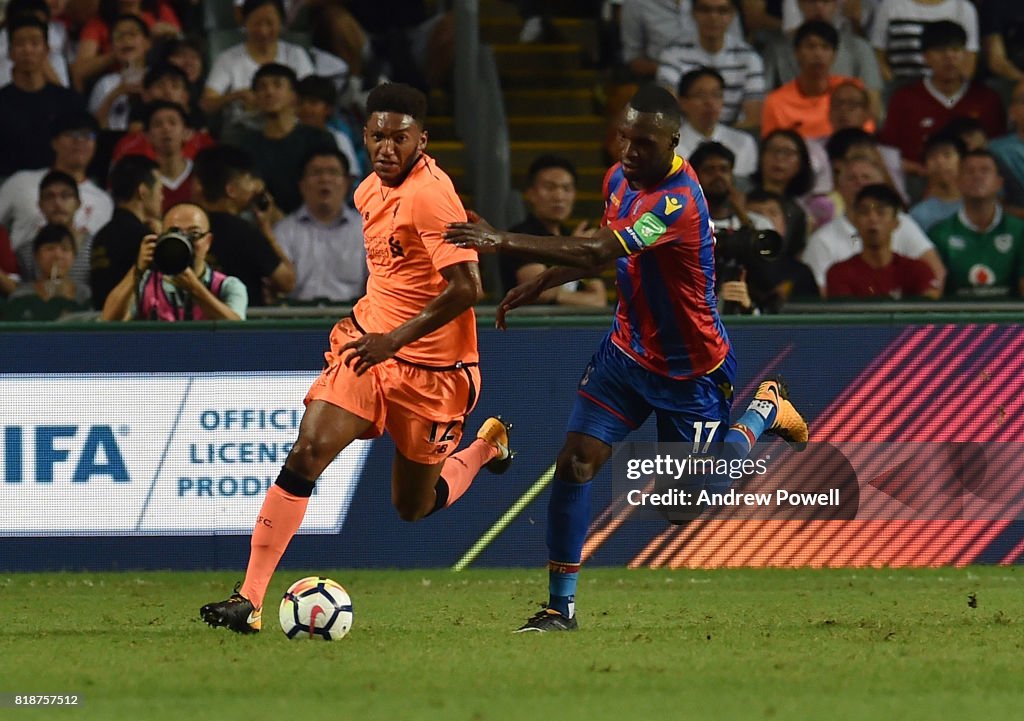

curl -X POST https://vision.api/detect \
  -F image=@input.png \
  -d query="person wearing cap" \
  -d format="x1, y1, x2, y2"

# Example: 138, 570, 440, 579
880, 20, 1006, 176
0, 111, 113, 255
0, 14, 85, 177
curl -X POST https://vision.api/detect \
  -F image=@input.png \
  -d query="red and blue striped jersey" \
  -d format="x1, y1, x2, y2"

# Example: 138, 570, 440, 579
602, 155, 730, 380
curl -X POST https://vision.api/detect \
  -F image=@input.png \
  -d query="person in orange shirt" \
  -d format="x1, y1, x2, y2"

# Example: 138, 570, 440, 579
199, 83, 514, 634
761, 20, 869, 140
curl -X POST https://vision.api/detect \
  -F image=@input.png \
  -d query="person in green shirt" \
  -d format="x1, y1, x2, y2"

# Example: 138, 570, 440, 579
928, 149, 1024, 298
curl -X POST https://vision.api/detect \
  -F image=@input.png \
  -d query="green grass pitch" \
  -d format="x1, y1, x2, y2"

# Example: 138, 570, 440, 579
0, 567, 1021, 720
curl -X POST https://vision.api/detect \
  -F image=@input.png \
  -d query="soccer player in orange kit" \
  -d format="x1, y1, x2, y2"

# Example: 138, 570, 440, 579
200, 83, 513, 633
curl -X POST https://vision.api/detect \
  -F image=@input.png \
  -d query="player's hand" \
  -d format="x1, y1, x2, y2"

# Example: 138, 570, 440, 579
444, 222, 505, 253
495, 277, 545, 330
341, 332, 400, 376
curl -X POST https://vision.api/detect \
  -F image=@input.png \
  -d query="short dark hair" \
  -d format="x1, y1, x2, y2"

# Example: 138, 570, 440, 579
366, 82, 428, 125
296, 75, 338, 107
50, 110, 99, 140
961, 148, 1000, 169
111, 13, 149, 38
854, 183, 904, 212
825, 127, 876, 162
677, 66, 725, 98
144, 63, 188, 90
301, 145, 350, 177
32, 223, 75, 255
921, 20, 968, 52
143, 100, 189, 129
39, 170, 79, 199
526, 154, 577, 187
252, 62, 297, 92
794, 20, 839, 50
628, 84, 682, 129
6, 13, 48, 45
194, 145, 255, 203
939, 115, 986, 142
922, 131, 966, 161
241, 0, 284, 21
108, 155, 159, 204
6, 0, 50, 21
689, 141, 735, 170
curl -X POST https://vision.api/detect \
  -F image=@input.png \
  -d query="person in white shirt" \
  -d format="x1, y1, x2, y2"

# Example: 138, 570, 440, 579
273, 147, 366, 302
0, 111, 113, 253
674, 66, 757, 188
802, 156, 945, 289
202, 0, 313, 126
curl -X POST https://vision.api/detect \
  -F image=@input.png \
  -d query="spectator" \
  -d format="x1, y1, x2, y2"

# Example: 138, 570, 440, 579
202, 0, 313, 124
928, 150, 1024, 298
0, 111, 113, 254
274, 147, 366, 303
742, 187, 820, 303
193, 144, 295, 306
656, 0, 765, 128
0, 0, 71, 87
869, 0, 979, 83
750, 128, 813, 255
826, 184, 941, 299
499, 155, 607, 307
764, 0, 882, 114
222, 63, 337, 214
15, 170, 92, 291
143, 101, 195, 211
909, 133, 964, 231
87, 14, 150, 131
72, 0, 181, 91
0, 14, 85, 177
803, 156, 944, 289
674, 67, 757, 187
110, 65, 216, 164
295, 75, 363, 180
3, 223, 90, 319
979, 0, 1024, 84
760, 21, 863, 140
161, 37, 206, 120
806, 86, 905, 208
89, 154, 162, 309
621, 0, 744, 80
689, 141, 778, 314
101, 202, 247, 321
880, 21, 1005, 176
989, 80, 1024, 217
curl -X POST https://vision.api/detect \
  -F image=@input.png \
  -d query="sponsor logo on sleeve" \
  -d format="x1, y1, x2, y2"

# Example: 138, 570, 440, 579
632, 212, 667, 246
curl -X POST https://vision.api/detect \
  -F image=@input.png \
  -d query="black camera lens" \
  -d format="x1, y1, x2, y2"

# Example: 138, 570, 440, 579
153, 230, 193, 275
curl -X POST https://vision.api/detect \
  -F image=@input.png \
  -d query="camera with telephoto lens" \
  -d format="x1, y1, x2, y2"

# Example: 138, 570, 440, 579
714, 226, 783, 284
152, 228, 195, 275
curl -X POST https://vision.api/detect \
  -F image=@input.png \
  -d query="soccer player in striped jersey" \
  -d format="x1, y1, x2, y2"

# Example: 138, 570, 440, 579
445, 85, 808, 632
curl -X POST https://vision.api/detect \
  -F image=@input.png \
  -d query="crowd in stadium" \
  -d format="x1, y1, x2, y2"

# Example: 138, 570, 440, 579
0, 0, 1022, 321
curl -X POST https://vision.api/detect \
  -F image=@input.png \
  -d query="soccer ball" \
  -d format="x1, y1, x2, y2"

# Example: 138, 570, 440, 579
279, 576, 353, 640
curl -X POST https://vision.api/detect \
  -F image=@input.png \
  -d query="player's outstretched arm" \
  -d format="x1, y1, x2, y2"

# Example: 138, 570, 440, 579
496, 265, 605, 330
341, 261, 484, 375
445, 222, 625, 269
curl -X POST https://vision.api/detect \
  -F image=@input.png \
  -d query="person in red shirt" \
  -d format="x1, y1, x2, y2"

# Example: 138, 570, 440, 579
880, 20, 1006, 176
826, 184, 942, 299
71, 0, 179, 90
144, 101, 194, 211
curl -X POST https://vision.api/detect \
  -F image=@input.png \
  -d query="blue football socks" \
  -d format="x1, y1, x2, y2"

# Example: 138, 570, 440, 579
546, 478, 592, 618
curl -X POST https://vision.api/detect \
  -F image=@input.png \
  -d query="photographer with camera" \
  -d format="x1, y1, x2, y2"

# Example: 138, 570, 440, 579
100, 203, 248, 321
690, 141, 818, 314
